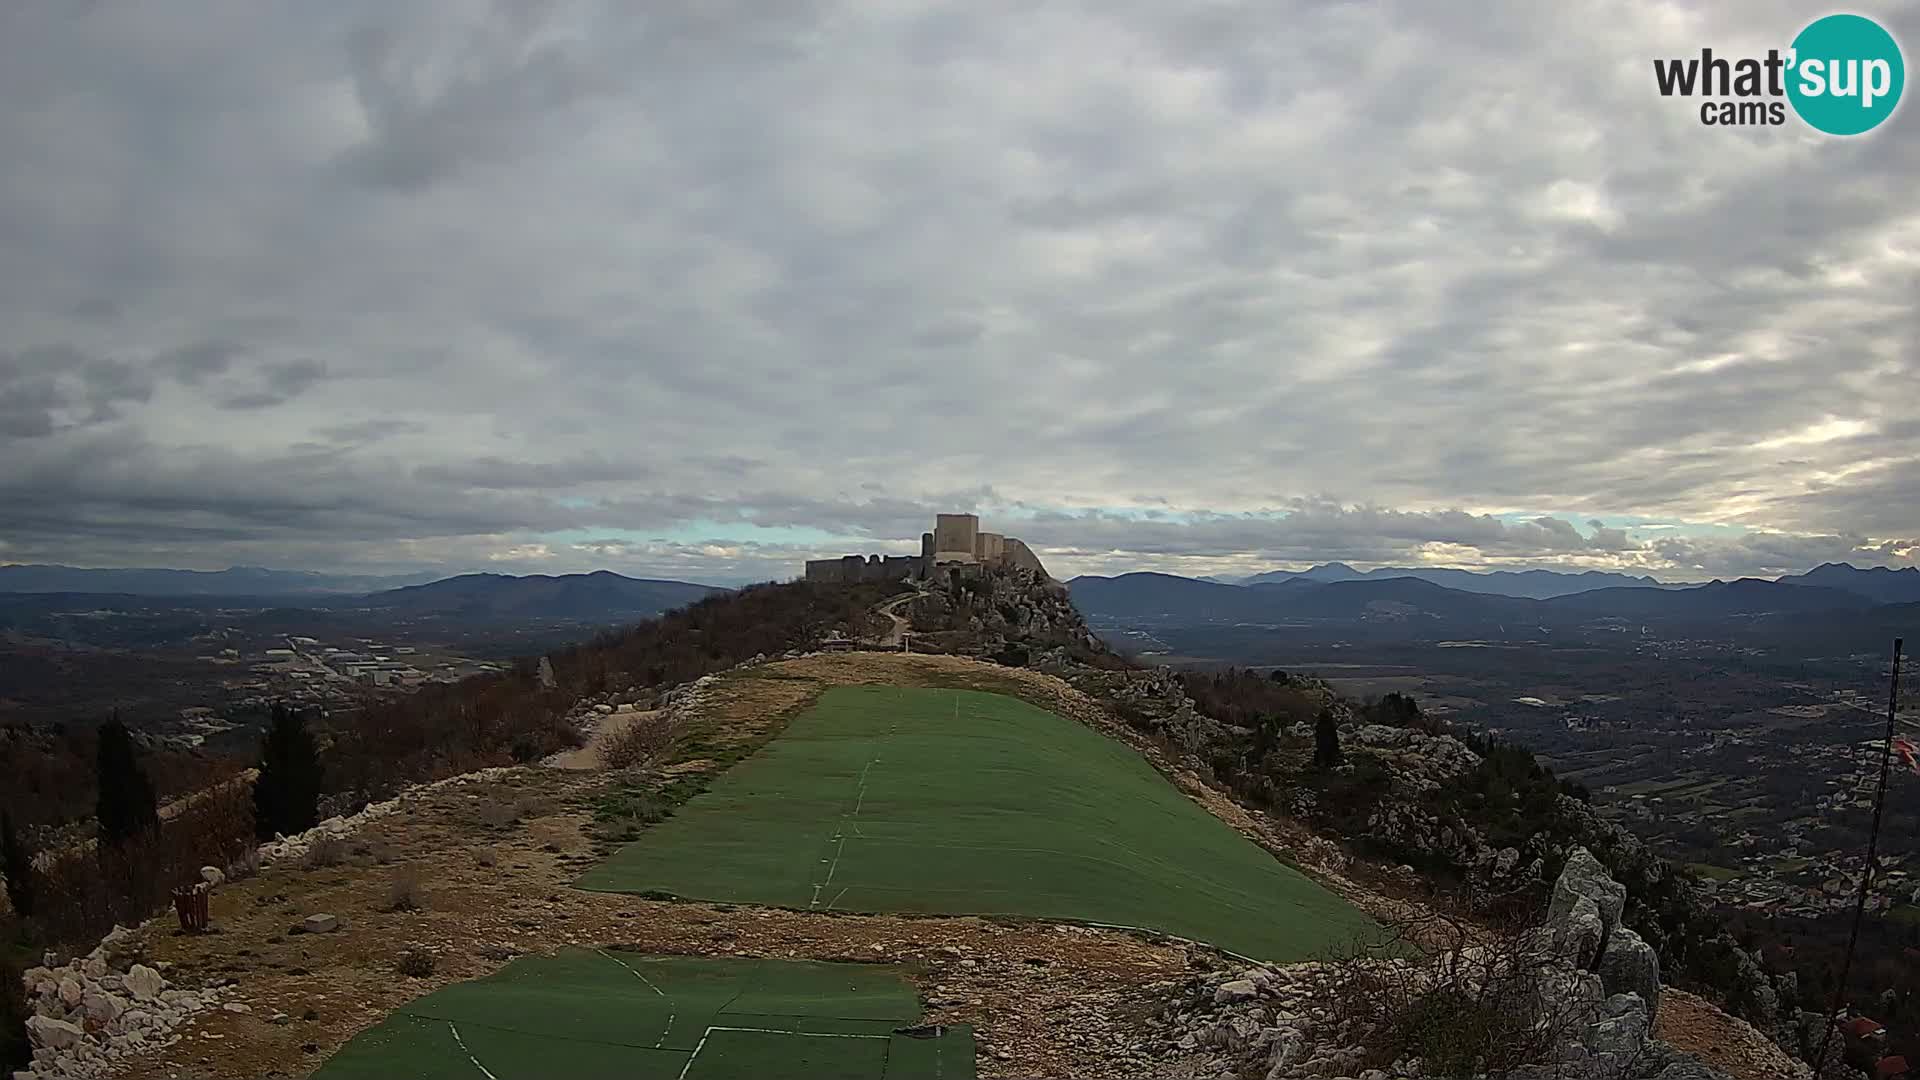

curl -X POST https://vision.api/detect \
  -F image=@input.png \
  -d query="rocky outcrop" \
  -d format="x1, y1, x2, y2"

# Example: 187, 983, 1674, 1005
17, 925, 229, 1079
1147, 852, 1772, 1080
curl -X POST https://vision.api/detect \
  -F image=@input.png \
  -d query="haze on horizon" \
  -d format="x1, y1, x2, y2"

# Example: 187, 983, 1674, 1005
1, 2, 1915, 587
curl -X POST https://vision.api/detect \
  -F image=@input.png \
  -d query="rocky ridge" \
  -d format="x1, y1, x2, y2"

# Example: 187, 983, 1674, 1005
1149, 849, 1807, 1080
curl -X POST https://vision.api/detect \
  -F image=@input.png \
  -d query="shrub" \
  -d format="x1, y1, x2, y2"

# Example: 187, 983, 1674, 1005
383, 866, 425, 912
1315, 904, 1602, 1079
225, 847, 262, 883
395, 948, 436, 977
2, 810, 34, 917
601, 715, 677, 771
30, 785, 254, 950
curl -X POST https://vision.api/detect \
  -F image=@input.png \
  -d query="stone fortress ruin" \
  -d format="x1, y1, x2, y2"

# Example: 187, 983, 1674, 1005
804, 513, 1049, 584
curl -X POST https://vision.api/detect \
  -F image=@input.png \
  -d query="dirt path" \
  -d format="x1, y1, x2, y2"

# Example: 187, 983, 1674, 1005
870, 586, 926, 647
545, 708, 660, 770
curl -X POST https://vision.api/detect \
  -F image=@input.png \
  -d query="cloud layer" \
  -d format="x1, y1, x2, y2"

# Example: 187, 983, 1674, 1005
1, 2, 1915, 584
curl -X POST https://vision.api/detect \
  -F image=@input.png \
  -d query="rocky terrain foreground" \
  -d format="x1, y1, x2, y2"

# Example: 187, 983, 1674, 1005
17, 653, 1801, 1079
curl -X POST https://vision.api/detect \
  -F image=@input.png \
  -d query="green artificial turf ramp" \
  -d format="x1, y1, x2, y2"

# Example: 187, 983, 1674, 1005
579, 685, 1373, 960
313, 951, 970, 1079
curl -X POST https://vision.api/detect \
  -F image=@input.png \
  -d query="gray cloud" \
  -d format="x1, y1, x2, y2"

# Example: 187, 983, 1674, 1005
0, 1, 1914, 583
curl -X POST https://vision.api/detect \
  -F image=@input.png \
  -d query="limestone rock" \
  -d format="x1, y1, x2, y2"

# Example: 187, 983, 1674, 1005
1597, 927, 1661, 1018
81, 991, 124, 1024
200, 865, 225, 889
125, 964, 163, 1002
302, 913, 340, 934
56, 977, 83, 1008
25, 1016, 84, 1050
1213, 978, 1259, 1005
1550, 848, 1626, 939
1554, 894, 1605, 969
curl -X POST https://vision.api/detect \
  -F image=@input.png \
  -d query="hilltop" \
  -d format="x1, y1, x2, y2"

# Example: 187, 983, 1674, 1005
5, 568, 1819, 1080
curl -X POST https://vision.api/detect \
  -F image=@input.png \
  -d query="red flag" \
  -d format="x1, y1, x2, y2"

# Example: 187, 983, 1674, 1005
1892, 737, 1920, 776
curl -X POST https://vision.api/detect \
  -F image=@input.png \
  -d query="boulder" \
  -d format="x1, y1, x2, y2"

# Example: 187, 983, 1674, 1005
125, 964, 164, 1002
25, 1016, 84, 1050
1553, 895, 1605, 969
81, 990, 124, 1024
57, 976, 83, 1008
1212, 978, 1259, 1005
302, 913, 340, 934
200, 865, 226, 889
1550, 848, 1626, 941
1597, 927, 1661, 1018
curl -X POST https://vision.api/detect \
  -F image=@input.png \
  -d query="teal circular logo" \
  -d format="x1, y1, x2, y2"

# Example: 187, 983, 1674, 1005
1787, 14, 1905, 135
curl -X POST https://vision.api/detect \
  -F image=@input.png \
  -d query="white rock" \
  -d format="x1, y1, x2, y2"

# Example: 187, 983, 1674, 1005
57, 977, 83, 1007
1212, 979, 1259, 1005
81, 991, 123, 1023
200, 865, 225, 888
222, 1002, 251, 1014
81, 954, 108, 979
125, 964, 164, 1001
303, 913, 340, 934
25, 1016, 84, 1050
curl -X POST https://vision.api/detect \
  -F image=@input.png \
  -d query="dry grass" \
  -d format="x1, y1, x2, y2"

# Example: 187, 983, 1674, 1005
476, 797, 519, 830
381, 866, 426, 913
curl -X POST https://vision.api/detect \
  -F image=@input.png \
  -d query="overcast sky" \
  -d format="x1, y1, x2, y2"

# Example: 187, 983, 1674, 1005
1, 2, 1915, 586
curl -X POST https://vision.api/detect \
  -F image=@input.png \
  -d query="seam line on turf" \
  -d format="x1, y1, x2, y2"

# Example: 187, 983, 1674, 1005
447, 1022, 500, 1080
598, 949, 676, 1048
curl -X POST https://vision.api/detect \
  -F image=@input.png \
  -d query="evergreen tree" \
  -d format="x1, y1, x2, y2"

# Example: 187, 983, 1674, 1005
1313, 707, 1344, 769
94, 716, 159, 847
253, 703, 324, 841
1, 810, 33, 917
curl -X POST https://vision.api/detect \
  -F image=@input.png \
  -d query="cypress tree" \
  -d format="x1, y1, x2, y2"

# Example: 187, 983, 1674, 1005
95, 715, 159, 847
254, 704, 323, 841
1, 810, 32, 917
1313, 707, 1344, 769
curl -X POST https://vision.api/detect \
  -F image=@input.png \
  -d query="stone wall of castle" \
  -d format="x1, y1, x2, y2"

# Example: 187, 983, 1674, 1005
803, 514, 1050, 583
803, 554, 922, 584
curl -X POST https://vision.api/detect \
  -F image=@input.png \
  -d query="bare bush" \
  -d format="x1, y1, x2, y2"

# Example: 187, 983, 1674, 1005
472, 846, 498, 868
1314, 904, 1604, 1079
601, 715, 678, 771
302, 833, 347, 870
382, 865, 426, 912
395, 947, 436, 977
29, 786, 256, 950
224, 847, 262, 883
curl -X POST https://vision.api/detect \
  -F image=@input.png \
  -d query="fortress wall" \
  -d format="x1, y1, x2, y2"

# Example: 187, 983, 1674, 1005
1000, 538, 1049, 578
974, 532, 1006, 561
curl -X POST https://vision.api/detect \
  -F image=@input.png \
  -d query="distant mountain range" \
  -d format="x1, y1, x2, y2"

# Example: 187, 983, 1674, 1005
0, 565, 725, 621
1068, 565, 1903, 631
0, 564, 442, 596
1781, 562, 1920, 604
329, 571, 723, 619
1232, 562, 1680, 599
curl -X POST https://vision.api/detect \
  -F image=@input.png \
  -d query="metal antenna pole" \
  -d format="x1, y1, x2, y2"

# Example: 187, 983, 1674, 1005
1816, 638, 1904, 1074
